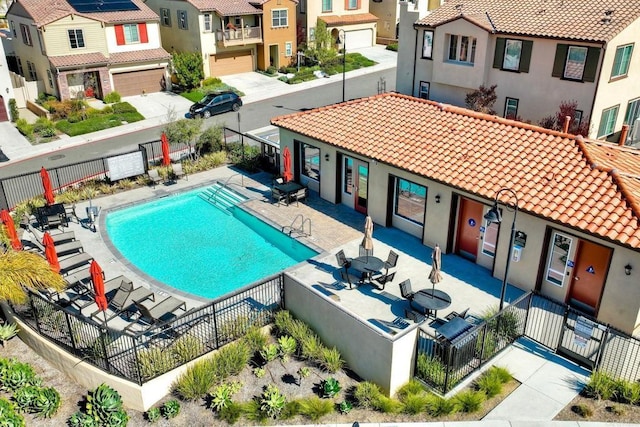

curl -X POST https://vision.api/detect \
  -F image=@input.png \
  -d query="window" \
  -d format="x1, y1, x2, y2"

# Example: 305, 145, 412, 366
46, 69, 54, 88
309, 27, 315, 41
203, 14, 212, 32
300, 0, 306, 13
481, 220, 499, 257
322, 0, 332, 12
272, 9, 288, 28
611, 44, 633, 78
573, 110, 583, 128
504, 97, 518, 119
38, 30, 46, 54
347, 0, 358, 10
301, 143, 320, 181
343, 157, 353, 194
115, 24, 147, 45
68, 29, 85, 49
394, 178, 426, 226
419, 81, 429, 99
123, 24, 139, 43
624, 98, 640, 125
16, 57, 22, 75
447, 34, 475, 64
26, 61, 37, 81
178, 10, 188, 30
160, 8, 171, 26
285, 42, 292, 57
422, 30, 433, 59
546, 232, 572, 287
20, 24, 32, 46
10, 21, 16, 37
597, 105, 619, 138
552, 44, 599, 82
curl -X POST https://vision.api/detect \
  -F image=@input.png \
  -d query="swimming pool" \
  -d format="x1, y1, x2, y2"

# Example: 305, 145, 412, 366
106, 188, 318, 299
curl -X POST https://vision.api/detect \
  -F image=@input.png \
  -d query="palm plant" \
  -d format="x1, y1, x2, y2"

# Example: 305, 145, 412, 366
0, 249, 66, 304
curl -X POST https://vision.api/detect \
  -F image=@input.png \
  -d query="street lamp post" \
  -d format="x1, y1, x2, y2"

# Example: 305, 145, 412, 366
483, 188, 519, 311
336, 29, 346, 102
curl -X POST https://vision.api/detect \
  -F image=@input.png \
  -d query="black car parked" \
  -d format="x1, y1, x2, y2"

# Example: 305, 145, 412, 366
188, 91, 242, 118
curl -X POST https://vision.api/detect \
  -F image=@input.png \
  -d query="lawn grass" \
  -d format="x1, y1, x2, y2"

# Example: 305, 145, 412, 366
55, 107, 143, 136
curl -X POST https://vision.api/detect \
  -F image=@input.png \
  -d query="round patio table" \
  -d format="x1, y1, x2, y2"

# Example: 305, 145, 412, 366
411, 288, 452, 318
350, 256, 385, 283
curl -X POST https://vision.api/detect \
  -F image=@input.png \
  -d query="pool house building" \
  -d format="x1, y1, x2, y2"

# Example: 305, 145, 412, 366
271, 92, 640, 336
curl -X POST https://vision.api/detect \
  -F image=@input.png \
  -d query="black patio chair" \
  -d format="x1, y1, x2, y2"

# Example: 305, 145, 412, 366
372, 271, 396, 291
399, 279, 414, 301
336, 250, 359, 289
383, 250, 399, 274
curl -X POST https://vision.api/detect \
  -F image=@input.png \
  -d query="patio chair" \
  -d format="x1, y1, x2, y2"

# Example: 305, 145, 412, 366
172, 162, 186, 181
372, 271, 396, 291
445, 307, 469, 321
55, 240, 84, 257
148, 169, 163, 187
59, 253, 93, 275
291, 187, 307, 206
271, 187, 286, 206
336, 249, 359, 289
399, 279, 414, 301
125, 296, 187, 331
64, 204, 79, 224
91, 280, 155, 322
383, 250, 399, 274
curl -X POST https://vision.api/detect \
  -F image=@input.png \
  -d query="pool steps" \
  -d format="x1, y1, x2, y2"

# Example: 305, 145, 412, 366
199, 183, 248, 213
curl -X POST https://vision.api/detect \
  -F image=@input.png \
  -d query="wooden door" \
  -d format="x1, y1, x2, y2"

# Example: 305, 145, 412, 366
568, 240, 611, 314
456, 198, 483, 261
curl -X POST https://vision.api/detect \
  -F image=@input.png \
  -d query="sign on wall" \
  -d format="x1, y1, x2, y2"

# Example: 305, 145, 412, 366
107, 151, 145, 181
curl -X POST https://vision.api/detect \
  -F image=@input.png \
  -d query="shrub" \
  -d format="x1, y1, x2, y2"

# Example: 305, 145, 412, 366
572, 403, 593, 418
583, 371, 616, 401
489, 366, 513, 383
424, 393, 456, 416
475, 370, 503, 398
9, 99, 19, 122
386, 43, 398, 51
103, 92, 122, 104
218, 401, 242, 424
416, 353, 446, 387
202, 77, 222, 87
138, 346, 176, 380
171, 334, 205, 363
15, 119, 34, 140
453, 390, 485, 413
402, 392, 429, 414
298, 396, 334, 420
162, 399, 180, 419
197, 125, 224, 154
322, 377, 341, 398
259, 384, 286, 419
111, 102, 137, 114
266, 66, 278, 75
279, 400, 301, 420
614, 379, 640, 404
372, 395, 403, 413
354, 381, 382, 409
396, 379, 426, 402
145, 406, 161, 423
320, 347, 344, 373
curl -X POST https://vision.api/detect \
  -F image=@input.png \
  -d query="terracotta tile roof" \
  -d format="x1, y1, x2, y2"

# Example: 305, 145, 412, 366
49, 52, 109, 68
271, 93, 640, 249
320, 13, 379, 26
416, 0, 640, 43
109, 47, 170, 64
187, 0, 262, 15
583, 141, 640, 206
16, 0, 159, 27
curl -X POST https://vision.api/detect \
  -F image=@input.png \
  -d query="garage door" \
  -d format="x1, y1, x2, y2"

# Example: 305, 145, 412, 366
345, 29, 373, 49
209, 50, 253, 77
112, 68, 165, 97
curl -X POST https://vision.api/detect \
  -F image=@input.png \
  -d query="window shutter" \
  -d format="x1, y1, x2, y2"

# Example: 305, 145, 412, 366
493, 38, 505, 68
138, 23, 148, 43
357, 0, 361, 8
519, 40, 533, 73
115, 25, 125, 45
552, 44, 568, 77
344, 0, 348, 8
583, 47, 600, 82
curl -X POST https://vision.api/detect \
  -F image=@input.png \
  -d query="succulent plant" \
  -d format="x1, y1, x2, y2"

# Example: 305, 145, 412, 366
259, 344, 279, 363
278, 336, 296, 362
322, 377, 342, 398
1, 360, 40, 392
0, 397, 25, 427
339, 400, 353, 414
210, 384, 233, 412
145, 406, 161, 423
162, 399, 180, 419
0, 323, 19, 347
260, 384, 286, 419
104, 408, 129, 427
85, 383, 124, 424
13, 385, 39, 412
32, 386, 61, 418
68, 411, 98, 427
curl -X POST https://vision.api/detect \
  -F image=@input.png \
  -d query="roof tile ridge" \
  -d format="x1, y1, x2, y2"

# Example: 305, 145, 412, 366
574, 135, 599, 168
608, 169, 640, 225
584, 139, 640, 153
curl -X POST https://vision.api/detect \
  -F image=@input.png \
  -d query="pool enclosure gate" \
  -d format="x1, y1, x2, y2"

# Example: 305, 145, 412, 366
0, 127, 277, 211
415, 291, 640, 394
10, 274, 284, 385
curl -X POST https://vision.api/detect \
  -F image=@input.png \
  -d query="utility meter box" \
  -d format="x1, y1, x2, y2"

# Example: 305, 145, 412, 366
512, 245, 523, 262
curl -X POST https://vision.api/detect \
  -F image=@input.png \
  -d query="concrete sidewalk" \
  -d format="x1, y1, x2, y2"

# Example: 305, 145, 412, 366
0, 45, 397, 166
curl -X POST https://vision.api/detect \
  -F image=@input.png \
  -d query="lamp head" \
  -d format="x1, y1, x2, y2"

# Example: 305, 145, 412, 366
483, 203, 502, 224
625, 264, 632, 276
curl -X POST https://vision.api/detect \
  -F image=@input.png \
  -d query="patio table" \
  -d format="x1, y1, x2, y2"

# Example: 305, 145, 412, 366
434, 316, 473, 341
350, 256, 385, 283
274, 182, 305, 205
411, 288, 452, 318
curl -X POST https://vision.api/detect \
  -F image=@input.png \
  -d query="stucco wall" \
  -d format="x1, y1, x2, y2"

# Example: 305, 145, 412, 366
258, 0, 298, 71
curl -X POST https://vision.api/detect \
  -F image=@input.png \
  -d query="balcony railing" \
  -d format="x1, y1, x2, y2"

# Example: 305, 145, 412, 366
216, 26, 262, 47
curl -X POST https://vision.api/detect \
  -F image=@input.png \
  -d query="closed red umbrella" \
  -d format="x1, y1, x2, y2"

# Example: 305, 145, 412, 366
161, 132, 171, 166
40, 167, 55, 205
282, 146, 293, 183
1, 209, 22, 251
90, 260, 108, 312
42, 232, 59, 272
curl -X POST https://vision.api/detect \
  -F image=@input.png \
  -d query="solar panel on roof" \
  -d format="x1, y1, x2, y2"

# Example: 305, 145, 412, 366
67, 0, 140, 13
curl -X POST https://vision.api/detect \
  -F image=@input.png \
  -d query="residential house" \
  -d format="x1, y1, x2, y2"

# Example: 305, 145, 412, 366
297, 0, 377, 51
271, 92, 640, 336
6, 0, 170, 100
144, 0, 297, 76
396, 0, 640, 144
369, 0, 442, 44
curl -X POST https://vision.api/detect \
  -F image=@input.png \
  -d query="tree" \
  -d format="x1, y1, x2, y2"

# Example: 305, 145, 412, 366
304, 19, 337, 66
163, 118, 203, 159
171, 52, 204, 90
538, 100, 591, 136
465, 85, 497, 114
0, 248, 66, 304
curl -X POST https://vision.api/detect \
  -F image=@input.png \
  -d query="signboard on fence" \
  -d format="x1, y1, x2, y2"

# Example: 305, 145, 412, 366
107, 152, 145, 181
573, 316, 595, 348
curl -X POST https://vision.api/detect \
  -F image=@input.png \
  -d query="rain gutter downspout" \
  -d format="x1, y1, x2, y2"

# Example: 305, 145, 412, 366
588, 40, 607, 136
411, 25, 418, 97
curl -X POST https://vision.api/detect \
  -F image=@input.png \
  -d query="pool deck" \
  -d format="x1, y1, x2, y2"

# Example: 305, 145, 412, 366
24, 166, 523, 335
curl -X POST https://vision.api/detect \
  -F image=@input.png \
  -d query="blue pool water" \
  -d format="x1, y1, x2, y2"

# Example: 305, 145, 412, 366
106, 188, 317, 299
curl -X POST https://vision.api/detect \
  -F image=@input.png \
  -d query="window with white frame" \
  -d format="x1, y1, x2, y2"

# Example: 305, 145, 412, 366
343, 158, 353, 194
422, 30, 433, 59
597, 105, 619, 138
123, 24, 139, 43
46, 69, 54, 88
624, 98, 640, 125
160, 8, 171, 26
574, 110, 583, 128
68, 29, 85, 49
26, 61, 37, 81
301, 143, 320, 181
285, 42, 292, 57
20, 24, 32, 46
502, 39, 522, 70
504, 97, 518, 119
546, 232, 572, 287
203, 14, 212, 32
447, 34, 476, 64
309, 27, 315, 41
347, 0, 358, 9
552, 44, 599, 82
322, 0, 332, 12
418, 81, 429, 99
611, 44, 633, 79
177, 10, 188, 30
272, 9, 288, 28
564, 46, 588, 80
394, 178, 426, 226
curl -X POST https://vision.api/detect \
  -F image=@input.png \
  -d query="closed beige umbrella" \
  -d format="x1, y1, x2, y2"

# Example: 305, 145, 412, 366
361, 216, 374, 259
429, 244, 443, 292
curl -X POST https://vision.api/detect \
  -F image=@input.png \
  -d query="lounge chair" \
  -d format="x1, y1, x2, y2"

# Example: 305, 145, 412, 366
445, 307, 470, 321
59, 253, 93, 275
71, 275, 131, 310
125, 296, 187, 331
148, 169, 163, 187
55, 240, 84, 256
172, 163, 186, 180
91, 280, 155, 323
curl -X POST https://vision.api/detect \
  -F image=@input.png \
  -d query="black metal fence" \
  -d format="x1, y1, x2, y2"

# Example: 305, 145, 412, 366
11, 274, 283, 385
415, 291, 640, 394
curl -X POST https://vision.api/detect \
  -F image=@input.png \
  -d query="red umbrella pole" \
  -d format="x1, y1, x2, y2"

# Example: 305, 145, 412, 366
40, 167, 55, 205
161, 132, 171, 166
